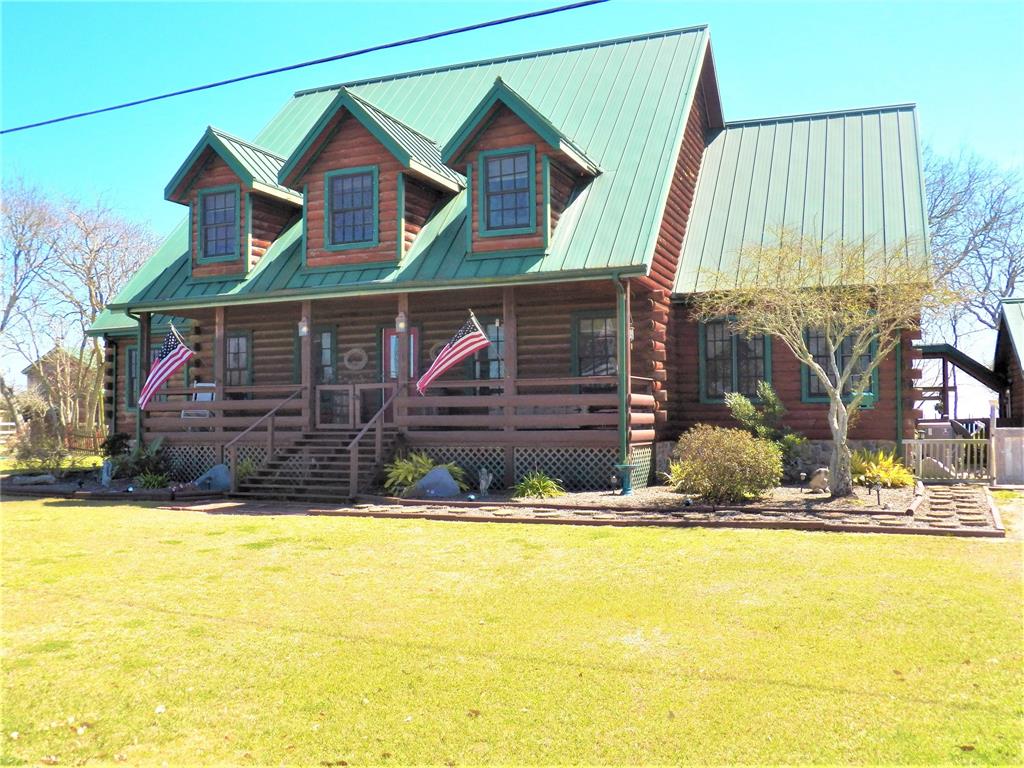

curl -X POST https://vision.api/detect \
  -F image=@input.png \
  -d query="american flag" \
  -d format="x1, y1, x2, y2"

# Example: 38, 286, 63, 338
416, 313, 490, 395
138, 325, 195, 410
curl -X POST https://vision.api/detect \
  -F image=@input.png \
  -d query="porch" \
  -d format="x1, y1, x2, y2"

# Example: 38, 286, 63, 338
129, 280, 660, 494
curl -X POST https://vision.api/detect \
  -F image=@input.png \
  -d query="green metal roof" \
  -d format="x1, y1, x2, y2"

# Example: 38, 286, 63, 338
96, 25, 714, 324
673, 105, 930, 294
441, 77, 600, 174
164, 126, 300, 202
279, 87, 465, 191
1000, 297, 1024, 369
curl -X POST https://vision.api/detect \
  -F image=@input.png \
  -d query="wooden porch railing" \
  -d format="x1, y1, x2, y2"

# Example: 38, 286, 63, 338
142, 384, 308, 441
346, 387, 399, 494
221, 387, 307, 492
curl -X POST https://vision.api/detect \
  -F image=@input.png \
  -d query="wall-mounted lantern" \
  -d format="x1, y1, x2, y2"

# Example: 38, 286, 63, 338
297, 318, 310, 337
395, 311, 408, 334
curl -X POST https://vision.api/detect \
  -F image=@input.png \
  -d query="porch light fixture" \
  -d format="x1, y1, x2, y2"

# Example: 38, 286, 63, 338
297, 318, 310, 337
395, 311, 408, 333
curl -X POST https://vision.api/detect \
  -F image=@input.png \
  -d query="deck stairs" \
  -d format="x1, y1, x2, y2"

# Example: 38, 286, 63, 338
232, 428, 399, 503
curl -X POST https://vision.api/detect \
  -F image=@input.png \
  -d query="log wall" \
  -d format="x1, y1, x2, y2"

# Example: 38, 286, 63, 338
250, 195, 297, 267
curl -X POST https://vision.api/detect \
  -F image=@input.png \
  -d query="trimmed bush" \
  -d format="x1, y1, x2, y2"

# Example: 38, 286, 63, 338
665, 424, 782, 503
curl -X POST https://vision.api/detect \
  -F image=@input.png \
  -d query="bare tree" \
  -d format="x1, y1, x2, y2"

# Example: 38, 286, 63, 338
0, 179, 60, 427
925, 148, 1024, 334
693, 231, 952, 498
1, 178, 158, 445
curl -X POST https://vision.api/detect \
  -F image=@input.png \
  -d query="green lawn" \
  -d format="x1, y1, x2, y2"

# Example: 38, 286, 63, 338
2, 499, 1021, 765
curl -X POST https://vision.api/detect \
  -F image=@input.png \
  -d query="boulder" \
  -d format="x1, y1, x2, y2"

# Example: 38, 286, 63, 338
808, 467, 830, 494
409, 466, 461, 498
192, 463, 231, 492
10, 473, 56, 485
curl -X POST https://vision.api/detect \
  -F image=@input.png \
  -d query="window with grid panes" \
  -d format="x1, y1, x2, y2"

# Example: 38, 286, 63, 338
201, 190, 237, 258
806, 329, 874, 399
700, 320, 768, 399
329, 171, 375, 245
484, 152, 531, 230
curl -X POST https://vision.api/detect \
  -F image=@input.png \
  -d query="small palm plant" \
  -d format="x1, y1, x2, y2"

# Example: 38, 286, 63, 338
512, 471, 565, 499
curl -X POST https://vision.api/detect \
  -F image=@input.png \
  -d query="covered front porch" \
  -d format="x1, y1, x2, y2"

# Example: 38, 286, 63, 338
129, 280, 659, 491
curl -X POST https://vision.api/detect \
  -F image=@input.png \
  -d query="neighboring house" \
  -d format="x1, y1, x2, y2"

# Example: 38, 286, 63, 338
21, 348, 100, 427
89, 26, 928, 495
995, 298, 1024, 426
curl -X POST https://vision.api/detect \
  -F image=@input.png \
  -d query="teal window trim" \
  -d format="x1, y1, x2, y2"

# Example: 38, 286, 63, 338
571, 309, 617, 378
225, 329, 253, 387
124, 344, 139, 412
324, 166, 379, 251
464, 165, 473, 256
196, 184, 241, 263
697, 319, 773, 404
800, 330, 879, 407
478, 146, 537, 238
541, 154, 551, 250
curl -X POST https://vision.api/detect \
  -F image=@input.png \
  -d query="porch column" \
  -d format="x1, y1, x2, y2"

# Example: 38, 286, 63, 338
136, 312, 151, 444
615, 278, 631, 465
396, 293, 409, 425
300, 300, 313, 430
213, 306, 226, 457
502, 286, 518, 487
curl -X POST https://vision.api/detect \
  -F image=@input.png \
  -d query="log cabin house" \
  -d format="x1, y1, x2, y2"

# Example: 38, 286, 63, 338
89, 26, 929, 500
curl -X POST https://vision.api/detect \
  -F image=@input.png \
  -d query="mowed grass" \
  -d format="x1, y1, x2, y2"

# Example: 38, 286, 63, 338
2, 499, 1021, 765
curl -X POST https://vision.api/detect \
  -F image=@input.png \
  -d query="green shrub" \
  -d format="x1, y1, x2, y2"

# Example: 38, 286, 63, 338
137, 472, 169, 489
665, 424, 782, 503
114, 437, 170, 480
9, 431, 71, 475
851, 449, 914, 488
236, 458, 257, 484
383, 451, 468, 495
512, 471, 565, 499
725, 383, 807, 480
100, 432, 132, 459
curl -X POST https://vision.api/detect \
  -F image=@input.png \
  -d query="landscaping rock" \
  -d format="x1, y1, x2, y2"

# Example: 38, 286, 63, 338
410, 467, 461, 498
193, 464, 231, 492
10, 473, 56, 485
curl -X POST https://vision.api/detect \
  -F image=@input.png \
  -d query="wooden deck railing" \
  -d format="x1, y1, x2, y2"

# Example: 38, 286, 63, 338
220, 387, 306, 492
141, 385, 307, 442
346, 387, 399, 494
903, 438, 992, 482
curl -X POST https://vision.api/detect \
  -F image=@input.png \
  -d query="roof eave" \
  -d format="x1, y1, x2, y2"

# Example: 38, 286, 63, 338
164, 127, 255, 203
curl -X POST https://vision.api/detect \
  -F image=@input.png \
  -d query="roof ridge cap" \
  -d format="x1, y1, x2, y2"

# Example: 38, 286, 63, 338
724, 103, 918, 126
208, 126, 287, 161
295, 24, 710, 96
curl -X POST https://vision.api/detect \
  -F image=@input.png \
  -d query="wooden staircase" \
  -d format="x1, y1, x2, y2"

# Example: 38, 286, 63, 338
232, 428, 399, 503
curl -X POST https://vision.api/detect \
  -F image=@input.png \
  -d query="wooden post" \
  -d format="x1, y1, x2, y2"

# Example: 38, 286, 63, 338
941, 359, 949, 419
213, 306, 226, 461
300, 300, 313, 431
267, 415, 275, 459
502, 286, 517, 488
136, 312, 152, 445
229, 444, 238, 493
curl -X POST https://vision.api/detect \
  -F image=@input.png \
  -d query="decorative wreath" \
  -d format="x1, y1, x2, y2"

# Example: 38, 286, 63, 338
428, 341, 446, 361
342, 347, 368, 371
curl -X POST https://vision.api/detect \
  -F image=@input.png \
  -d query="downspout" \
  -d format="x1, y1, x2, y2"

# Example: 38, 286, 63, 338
127, 310, 143, 445
614, 275, 629, 466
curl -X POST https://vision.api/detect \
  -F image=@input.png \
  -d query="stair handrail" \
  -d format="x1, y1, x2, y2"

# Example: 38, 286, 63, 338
225, 386, 306, 491
346, 386, 400, 495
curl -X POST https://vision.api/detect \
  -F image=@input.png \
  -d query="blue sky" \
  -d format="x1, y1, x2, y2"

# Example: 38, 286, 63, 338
2, 0, 1022, 235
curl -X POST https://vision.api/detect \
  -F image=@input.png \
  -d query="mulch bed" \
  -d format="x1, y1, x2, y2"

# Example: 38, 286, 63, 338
158, 484, 1003, 538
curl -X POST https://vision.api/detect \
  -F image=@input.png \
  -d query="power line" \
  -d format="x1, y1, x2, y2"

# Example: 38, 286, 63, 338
1, 0, 608, 136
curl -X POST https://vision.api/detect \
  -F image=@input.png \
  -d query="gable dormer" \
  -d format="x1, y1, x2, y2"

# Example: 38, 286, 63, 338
278, 88, 463, 269
165, 127, 302, 279
442, 78, 600, 258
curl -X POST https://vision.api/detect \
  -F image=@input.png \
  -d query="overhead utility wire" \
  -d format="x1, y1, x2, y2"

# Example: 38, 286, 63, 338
1, 0, 607, 135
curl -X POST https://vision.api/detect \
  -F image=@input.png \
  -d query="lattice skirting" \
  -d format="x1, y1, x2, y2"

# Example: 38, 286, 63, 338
165, 444, 219, 483
417, 446, 504, 489
628, 444, 654, 489
514, 446, 619, 491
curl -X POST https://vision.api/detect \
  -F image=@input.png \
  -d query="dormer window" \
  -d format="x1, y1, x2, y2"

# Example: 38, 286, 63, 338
482, 149, 533, 233
326, 167, 378, 249
199, 186, 239, 260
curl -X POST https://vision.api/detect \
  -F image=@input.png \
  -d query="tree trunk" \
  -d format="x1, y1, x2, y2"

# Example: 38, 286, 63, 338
827, 397, 855, 497
0, 375, 22, 429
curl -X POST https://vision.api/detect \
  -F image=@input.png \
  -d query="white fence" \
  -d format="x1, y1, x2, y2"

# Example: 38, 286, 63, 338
903, 439, 992, 483
993, 428, 1024, 485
